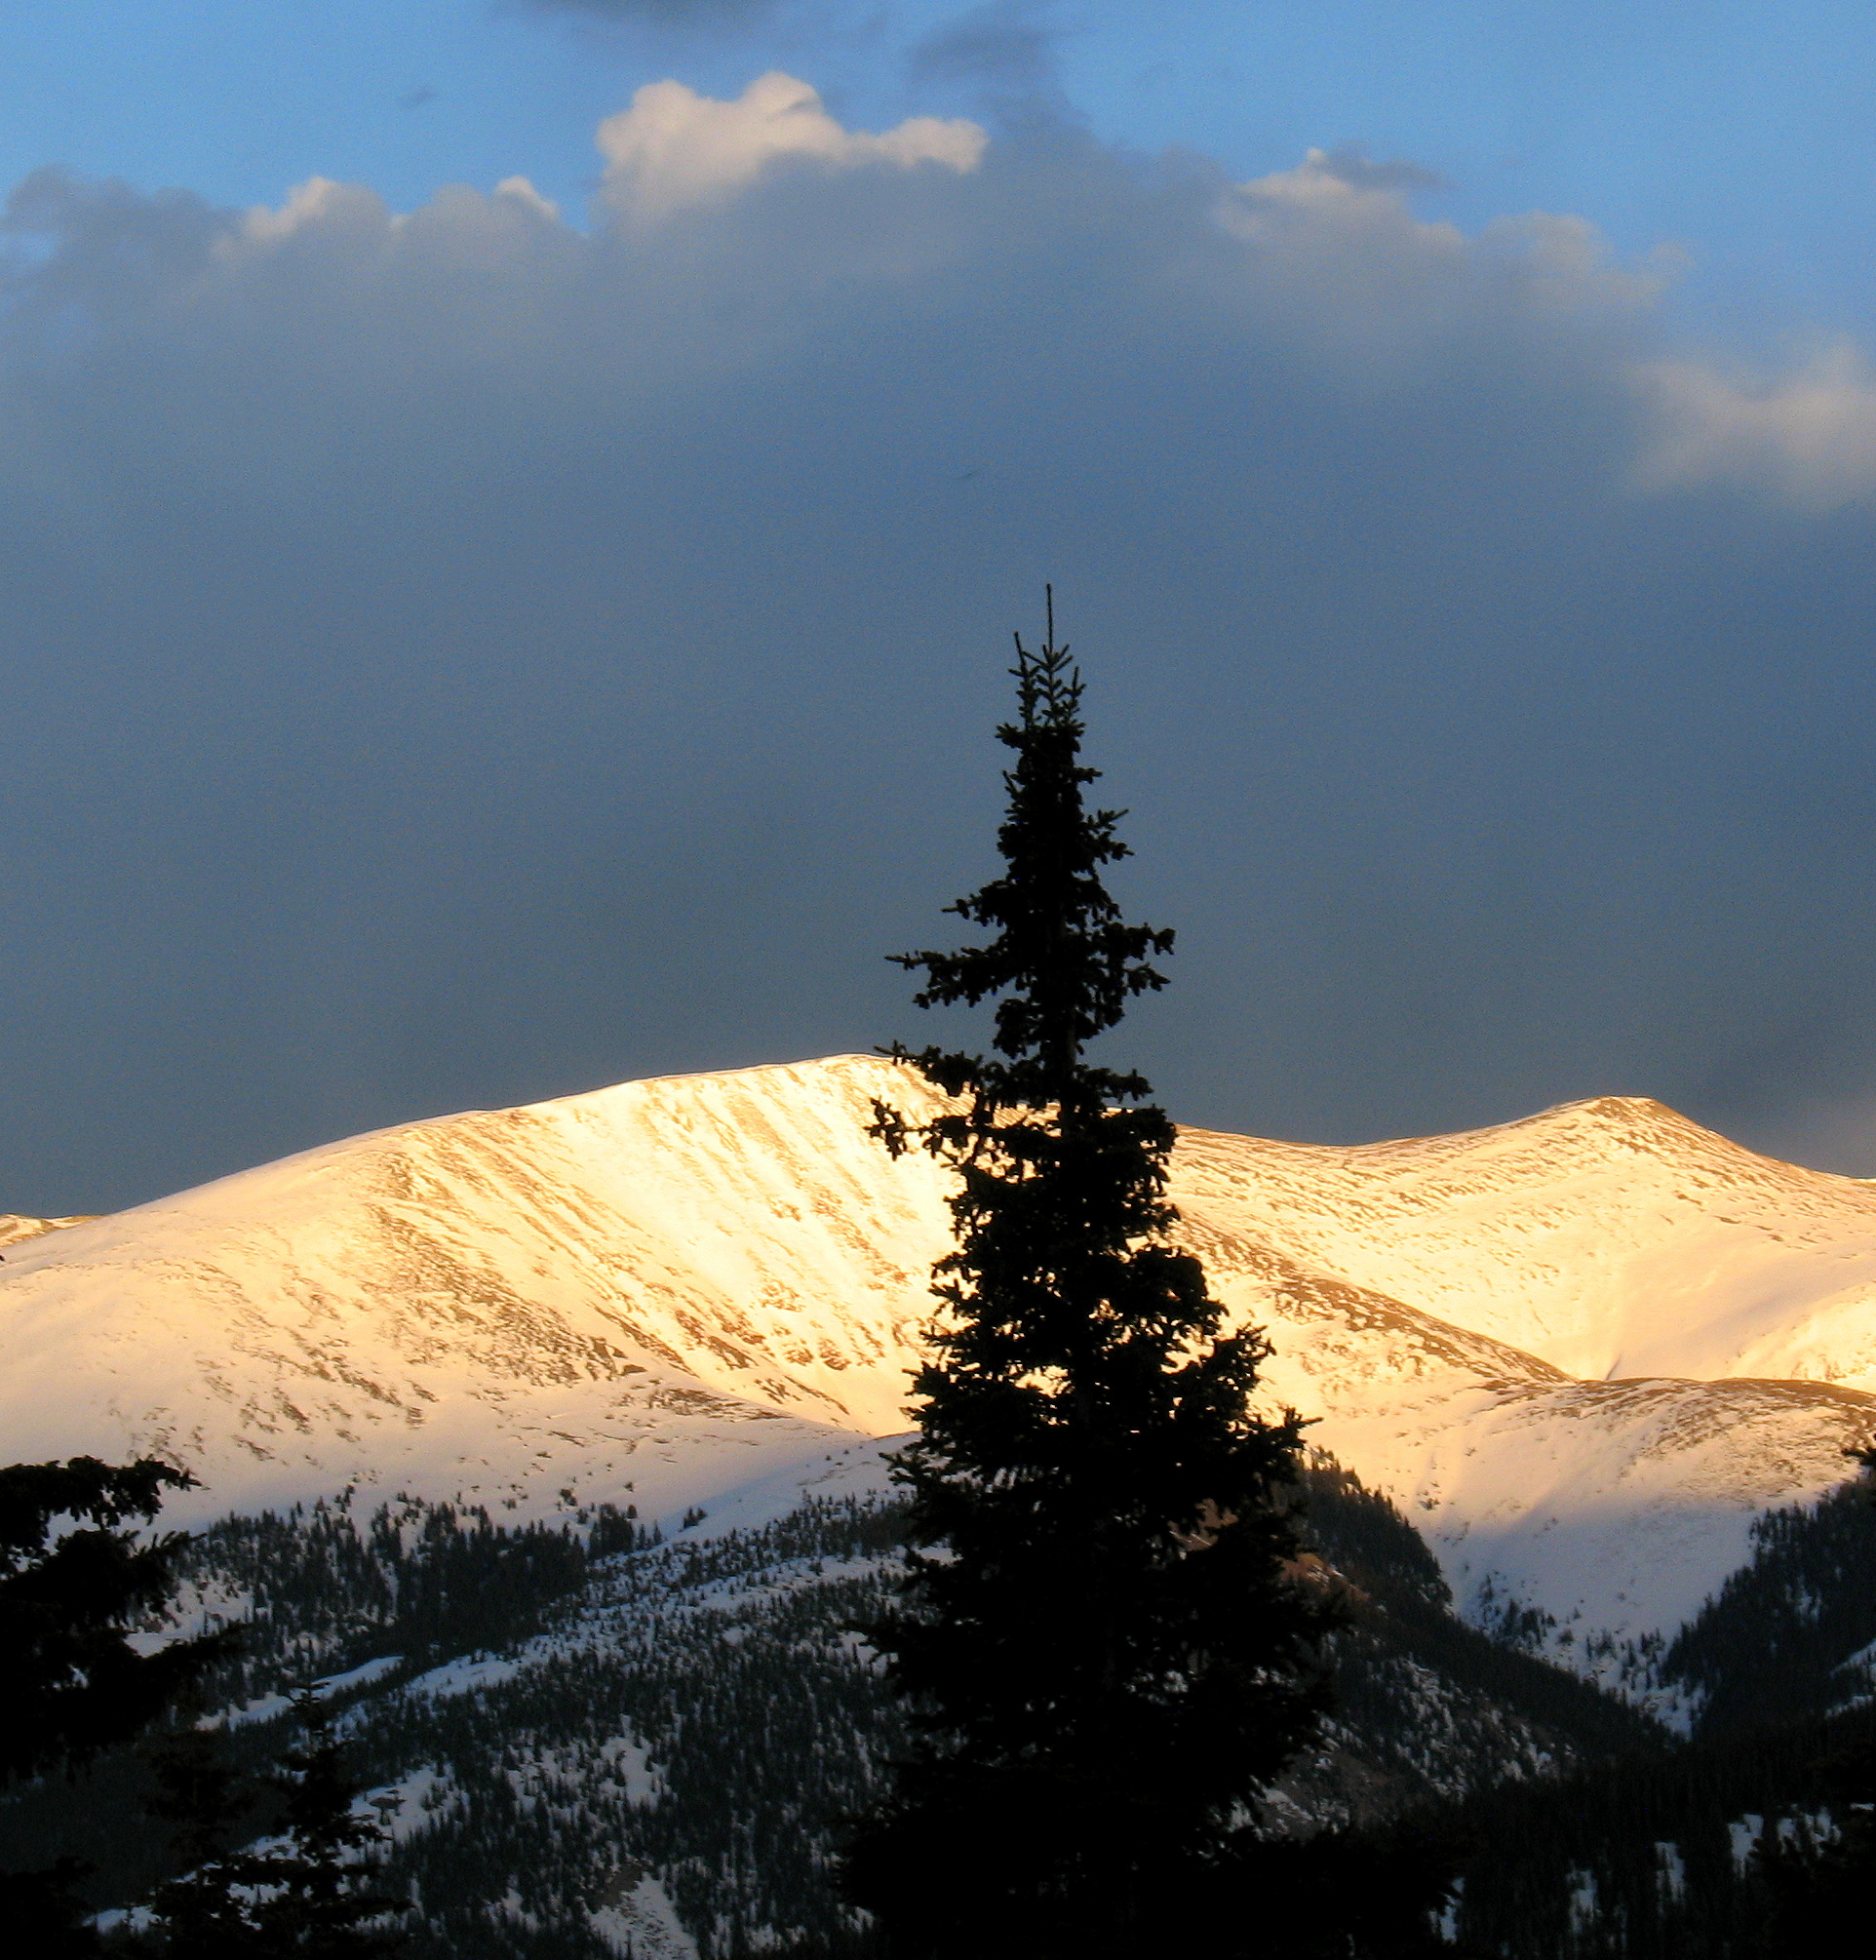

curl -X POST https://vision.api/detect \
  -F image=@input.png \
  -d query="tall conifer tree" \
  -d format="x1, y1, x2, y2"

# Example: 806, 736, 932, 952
845, 601, 1332, 1956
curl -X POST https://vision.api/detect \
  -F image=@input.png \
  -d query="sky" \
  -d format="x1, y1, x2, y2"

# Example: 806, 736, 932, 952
6, 2, 1876, 1210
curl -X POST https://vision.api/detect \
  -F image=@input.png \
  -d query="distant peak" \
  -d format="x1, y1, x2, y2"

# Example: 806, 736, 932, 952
1566, 1095, 1679, 1122
1517, 1094, 1852, 1187
1520, 1094, 1737, 1156
0, 1214, 93, 1251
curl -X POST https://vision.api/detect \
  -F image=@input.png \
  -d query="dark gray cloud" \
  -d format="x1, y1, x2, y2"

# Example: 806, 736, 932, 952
1309, 142, 1446, 193
908, 3, 1063, 91
2, 89, 1875, 1211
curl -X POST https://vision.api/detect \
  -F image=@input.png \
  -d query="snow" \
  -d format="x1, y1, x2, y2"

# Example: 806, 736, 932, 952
403, 1653, 526, 1701
5, 1052, 1876, 1662
1657, 1842, 1686, 1900
214, 1660, 403, 1728
315, 1655, 406, 1696
1731, 1817, 1764, 1870
591, 1735, 663, 1807
665, 1433, 903, 1541
588, 1876, 698, 1959
0, 1212, 92, 1250
1173, 1094, 1876, 1389
222, 1691, 294, 1729
362, 1764, 453, 1843
0, 1057, 925, 1528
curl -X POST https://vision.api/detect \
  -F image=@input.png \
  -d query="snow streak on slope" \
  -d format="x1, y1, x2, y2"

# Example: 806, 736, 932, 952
3, 1055, 1875, 1657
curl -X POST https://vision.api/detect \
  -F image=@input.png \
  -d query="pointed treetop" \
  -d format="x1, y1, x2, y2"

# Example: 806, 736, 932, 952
888, 587, 1173, 1116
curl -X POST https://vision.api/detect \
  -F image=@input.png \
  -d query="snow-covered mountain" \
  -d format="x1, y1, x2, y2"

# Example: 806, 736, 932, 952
4, 1054, 1874, 1661
1177, 1094, 1876, 1387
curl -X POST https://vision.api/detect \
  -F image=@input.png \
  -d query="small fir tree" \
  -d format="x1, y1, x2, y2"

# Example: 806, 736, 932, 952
249, 1688, 409, 1956
845, 601, 1334, 1957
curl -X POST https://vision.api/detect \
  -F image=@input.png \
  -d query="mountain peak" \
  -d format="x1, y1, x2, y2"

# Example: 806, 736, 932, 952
1550, 1092, 1682, 1124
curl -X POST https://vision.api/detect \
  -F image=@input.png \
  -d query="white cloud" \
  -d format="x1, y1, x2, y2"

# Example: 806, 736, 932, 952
1478, 212, 1685, 309
1634, 341, 1876, 508
1219, 147, 1468, 264
594, 71, 986, 220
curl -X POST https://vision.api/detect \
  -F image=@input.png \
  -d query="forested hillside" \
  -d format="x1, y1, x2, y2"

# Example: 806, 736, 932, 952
2, 1464, 1744, 1957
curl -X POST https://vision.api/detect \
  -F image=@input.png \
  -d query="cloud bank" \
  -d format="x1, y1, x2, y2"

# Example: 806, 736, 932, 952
3, 79, 1876, 1207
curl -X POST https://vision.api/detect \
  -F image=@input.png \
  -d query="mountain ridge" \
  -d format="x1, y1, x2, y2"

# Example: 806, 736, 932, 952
5, 1054, 1876, 1666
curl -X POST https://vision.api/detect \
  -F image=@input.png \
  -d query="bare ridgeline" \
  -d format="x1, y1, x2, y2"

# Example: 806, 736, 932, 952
6, 620, 1876, 1954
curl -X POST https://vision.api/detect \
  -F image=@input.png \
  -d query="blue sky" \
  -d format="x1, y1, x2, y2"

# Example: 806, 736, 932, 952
7, 2, 1876, 1206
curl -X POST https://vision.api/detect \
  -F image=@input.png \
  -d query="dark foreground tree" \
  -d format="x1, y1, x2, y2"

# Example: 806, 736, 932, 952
137, 1687, 410, 1956
845, 603, 1359, 1958
138, 1709, 279, 1958
0, 1457, 227, 1955
0, 1458, 219, 1786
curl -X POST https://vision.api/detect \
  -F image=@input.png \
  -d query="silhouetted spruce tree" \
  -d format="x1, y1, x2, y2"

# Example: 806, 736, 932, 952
0, 1457, 228, 1955
844, 602, 1339, 1958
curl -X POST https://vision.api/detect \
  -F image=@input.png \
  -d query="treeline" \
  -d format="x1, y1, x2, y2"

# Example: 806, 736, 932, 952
184, 1494, 660, 1700
353, 1497, 911, 1956
1299, 1462, 1669, 1807
1, 1490, 660, 1921
3, 1491, 915, 1954
8, 1468, 1653, 1955
1435, 1699, 1876, 1956
1659, 1474, 1876, 1735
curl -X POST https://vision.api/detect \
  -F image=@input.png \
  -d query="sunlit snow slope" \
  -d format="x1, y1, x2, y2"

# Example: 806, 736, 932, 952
1178, 1096, 1876, 1387
3, 1055, 1874, 1658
